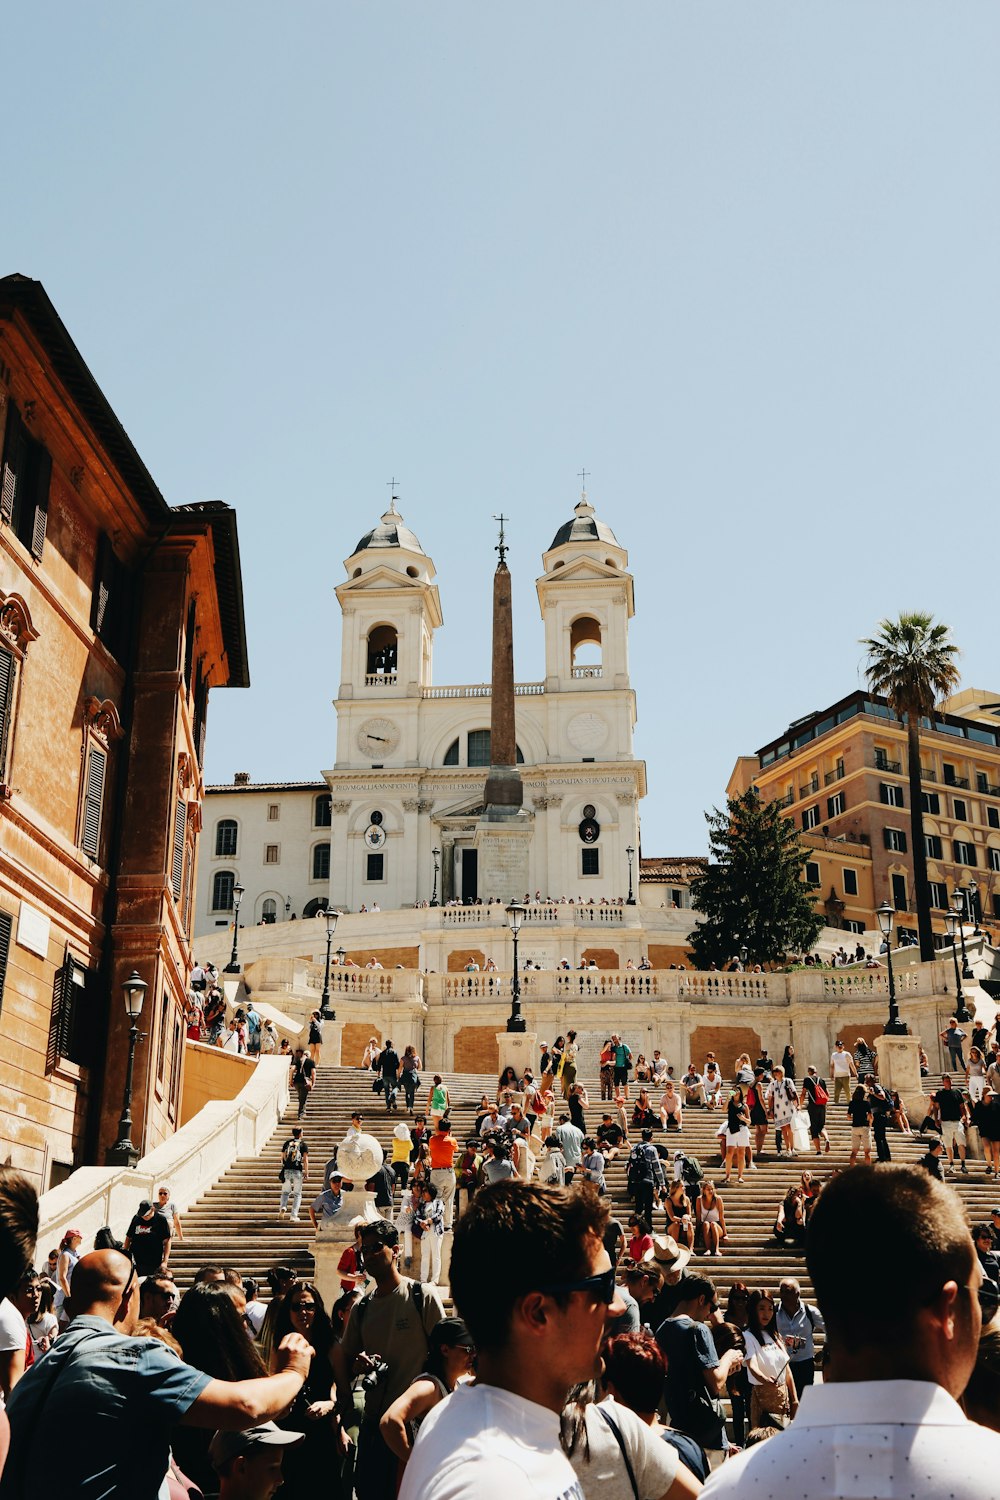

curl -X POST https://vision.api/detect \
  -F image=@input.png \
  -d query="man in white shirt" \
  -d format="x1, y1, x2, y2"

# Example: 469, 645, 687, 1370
0, 1295, 27, 1402
399, 1181, 626, 1500
829, 1039, 857, 1104
703, 1164, 1000, 1497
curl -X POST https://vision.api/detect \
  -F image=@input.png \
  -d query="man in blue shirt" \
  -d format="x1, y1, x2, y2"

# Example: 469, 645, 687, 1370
309, 1171, 345, 1231
1, 1249, 313, 1499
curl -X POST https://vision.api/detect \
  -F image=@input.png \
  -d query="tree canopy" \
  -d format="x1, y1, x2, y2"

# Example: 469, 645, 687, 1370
688, 787, 823, 969
861, 611, 960, 961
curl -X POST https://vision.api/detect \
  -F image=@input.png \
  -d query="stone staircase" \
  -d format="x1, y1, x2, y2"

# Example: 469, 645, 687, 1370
169, 1065, 997, 1309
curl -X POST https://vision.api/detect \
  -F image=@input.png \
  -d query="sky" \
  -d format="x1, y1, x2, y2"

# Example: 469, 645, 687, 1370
6, 3, 999, 856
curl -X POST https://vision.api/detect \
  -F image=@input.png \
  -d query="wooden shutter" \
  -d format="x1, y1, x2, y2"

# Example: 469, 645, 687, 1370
0, 646, 13, 778
171, 798, 186, 899
0, 910, 11, 1018
29, 447, 51, 560
46, 953, 77, 1073
0, 404, 24, 526
91, 534, 112, 635
81, 744, 107, 857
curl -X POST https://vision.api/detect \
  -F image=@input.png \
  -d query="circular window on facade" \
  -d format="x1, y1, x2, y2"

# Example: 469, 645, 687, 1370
370, 810, 384, 825
582, 804, 596, 819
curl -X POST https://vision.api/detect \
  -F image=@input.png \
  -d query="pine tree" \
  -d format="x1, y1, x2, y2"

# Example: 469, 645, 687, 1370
688, 788, 823, 968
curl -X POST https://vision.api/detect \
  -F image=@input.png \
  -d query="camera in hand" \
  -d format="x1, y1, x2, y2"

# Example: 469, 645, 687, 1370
359, 1357, 389, 1390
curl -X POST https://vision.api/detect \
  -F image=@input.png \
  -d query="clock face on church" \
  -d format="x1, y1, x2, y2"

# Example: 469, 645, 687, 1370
357, 718, 400, 758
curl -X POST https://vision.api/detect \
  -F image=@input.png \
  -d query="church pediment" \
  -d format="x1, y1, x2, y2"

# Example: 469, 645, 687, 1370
537, 557, 620, 585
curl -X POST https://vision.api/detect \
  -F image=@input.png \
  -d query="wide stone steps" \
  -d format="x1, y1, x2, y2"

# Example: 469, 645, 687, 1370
166, 1065, 994, 1307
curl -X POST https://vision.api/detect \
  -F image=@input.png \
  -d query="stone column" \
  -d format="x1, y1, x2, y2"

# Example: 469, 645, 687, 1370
875, 1032, 926, 1119
496, 1030, 538, 1080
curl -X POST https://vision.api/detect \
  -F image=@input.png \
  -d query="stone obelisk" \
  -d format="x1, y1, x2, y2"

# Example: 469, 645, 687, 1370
475, 517, 532, 900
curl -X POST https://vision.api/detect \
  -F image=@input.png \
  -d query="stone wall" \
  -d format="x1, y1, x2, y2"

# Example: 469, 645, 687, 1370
581, 947, 620, 969
448, 949, 486, 972
649, 943, 694, 968
339, 946, 420, 970
689, 1025, 763, 1072
453, 1026, 501, 1076
342, 1022, 382, 1065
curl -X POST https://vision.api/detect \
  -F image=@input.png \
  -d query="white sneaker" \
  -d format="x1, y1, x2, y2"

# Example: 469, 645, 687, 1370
289, 1216, 301, 1223
748, 1163, 758, 1171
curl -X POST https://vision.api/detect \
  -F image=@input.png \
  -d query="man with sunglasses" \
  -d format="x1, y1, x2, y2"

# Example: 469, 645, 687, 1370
399, 1180, 624, 1500
1, 1248, 314, 1499
702, 1166, 1000, 1497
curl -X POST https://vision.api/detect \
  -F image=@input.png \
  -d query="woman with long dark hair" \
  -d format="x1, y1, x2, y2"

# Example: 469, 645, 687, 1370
171, 1282, 268, 1492
268, 1282, 344, 1494
743, 1290, 797, 1431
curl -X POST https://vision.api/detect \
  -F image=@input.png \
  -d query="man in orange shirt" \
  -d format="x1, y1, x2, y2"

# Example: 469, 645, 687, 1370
428, 1119, 458, 1230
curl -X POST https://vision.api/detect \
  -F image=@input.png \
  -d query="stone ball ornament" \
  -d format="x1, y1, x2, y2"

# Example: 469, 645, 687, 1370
338, 1130, 385, 1182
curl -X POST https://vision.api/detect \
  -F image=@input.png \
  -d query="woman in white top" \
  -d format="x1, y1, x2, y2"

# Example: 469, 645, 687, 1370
54, 1229, 82, 1324
967, 1046, 987, 1102
695, 1179, 727, 1257
703, 1062, 723, 1108
743, 1289, 798, 1430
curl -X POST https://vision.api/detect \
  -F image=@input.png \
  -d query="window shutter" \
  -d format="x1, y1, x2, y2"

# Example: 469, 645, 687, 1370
28, 447, 51, 560
91, 534, 111, 635
0, 910, 11, 1018
0, 404, 24, 526
81, 745, 107, 857
46, 954, 76, 1073
0, 645, 14, 776
171, 798, 186, 899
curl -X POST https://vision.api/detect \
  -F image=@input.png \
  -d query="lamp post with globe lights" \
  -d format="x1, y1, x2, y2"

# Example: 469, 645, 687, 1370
321, 906, 339, 1020
944, 909, 971, 1023
105, 971, 148, 1168
876, 902, 908, 1035
224, 882, 245, 973
504, 901, 527, 1033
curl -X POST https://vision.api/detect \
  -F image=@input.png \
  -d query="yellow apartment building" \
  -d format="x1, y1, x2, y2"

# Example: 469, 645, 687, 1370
728, 689, 1000, 943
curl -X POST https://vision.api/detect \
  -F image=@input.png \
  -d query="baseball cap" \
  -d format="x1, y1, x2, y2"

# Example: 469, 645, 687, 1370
328, 1171, 344, 1183
209, 1423, 303, 1471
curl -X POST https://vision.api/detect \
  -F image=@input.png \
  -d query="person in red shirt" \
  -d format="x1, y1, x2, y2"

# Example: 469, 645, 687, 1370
428, 1120, 458, 1231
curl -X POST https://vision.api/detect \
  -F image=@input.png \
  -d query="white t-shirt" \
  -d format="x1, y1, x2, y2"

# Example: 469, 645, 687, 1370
399, 1381, 584, 1500
0, 1298, 27, 1409
830, 1050, 852, 1077
568, 1399, 678, 1500
28, 1311, 58, 1359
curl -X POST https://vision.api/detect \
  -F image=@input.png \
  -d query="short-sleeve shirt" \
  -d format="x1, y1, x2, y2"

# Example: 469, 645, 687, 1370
428, 1133, 458, 1169
935, 1090, 963, 1122
655, 1315, 720, 1429
282, 1136, 309, 1169
125, 1213, 171, 1275
339, 1278, 445, 1423
2, 1315, 210, 1498
848, 1098, 872, 1127
830, 1050, 852, 1076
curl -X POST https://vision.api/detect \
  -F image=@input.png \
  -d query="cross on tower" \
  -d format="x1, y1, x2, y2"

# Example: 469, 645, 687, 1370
578, 467, 590, 494
386, 478, 400, 510
493, 512, 509, 564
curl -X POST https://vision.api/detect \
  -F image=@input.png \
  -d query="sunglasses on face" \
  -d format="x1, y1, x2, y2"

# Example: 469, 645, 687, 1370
537, 1267, 617, 1305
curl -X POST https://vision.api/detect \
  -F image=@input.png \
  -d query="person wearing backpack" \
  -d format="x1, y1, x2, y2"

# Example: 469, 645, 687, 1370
278, 1126, 310, 1222
628, 1128, 665, 1224
802, 1066, 831, 1154
332, 1219, 445, 1500
245, 1003, 262, 1057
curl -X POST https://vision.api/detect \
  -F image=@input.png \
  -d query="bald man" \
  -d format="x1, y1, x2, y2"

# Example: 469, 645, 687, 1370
0, 1250, 312, 1499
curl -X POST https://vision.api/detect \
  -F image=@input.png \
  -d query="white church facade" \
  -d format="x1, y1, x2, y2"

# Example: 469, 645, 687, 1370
195, 492, 648, 935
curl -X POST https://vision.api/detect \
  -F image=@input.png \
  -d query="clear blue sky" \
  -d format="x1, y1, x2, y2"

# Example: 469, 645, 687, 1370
7, 4, 999, 856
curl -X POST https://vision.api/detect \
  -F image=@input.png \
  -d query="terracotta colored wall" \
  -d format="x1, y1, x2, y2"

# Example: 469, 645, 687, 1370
340, 947, 419, 970
342, 1022, 382, 1066
649, 944, 694, 969
689, 1026, 763, 1077
447, 949, 486, 972
581, 948, 619, 969
453, 1026, 501, 1075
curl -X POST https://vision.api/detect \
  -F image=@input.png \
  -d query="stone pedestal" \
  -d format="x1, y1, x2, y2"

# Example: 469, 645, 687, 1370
474, 817, 532, 906
496, 1030, 538, 1081
876, 1032, 925, 1117
311, 1184, 381, 1309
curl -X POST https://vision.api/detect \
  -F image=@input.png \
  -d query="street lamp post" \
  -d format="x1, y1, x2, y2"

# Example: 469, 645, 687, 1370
944, 909, 971, 1023
504, 901, 527, 1033
105, 971, 148, 1168
876, 902, 907, 1035
954, 889, 973, 981
626, 845, 636, 905
430, 847, 441, 908
321, 907, 339, 1020
224, 883, 245, 973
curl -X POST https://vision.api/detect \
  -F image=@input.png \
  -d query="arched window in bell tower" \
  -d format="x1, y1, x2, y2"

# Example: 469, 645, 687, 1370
570, 616, 602, 678
366, 624, 398, 681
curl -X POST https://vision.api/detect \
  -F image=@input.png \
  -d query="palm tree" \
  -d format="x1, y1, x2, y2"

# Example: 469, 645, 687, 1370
861, 613, 960, 962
